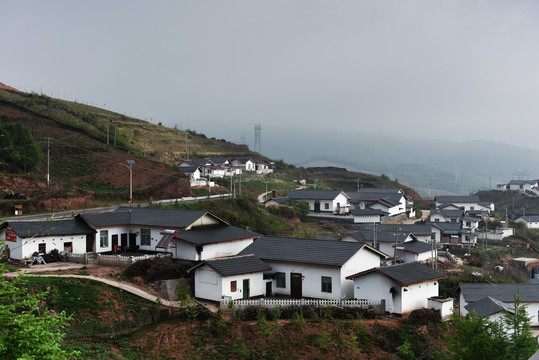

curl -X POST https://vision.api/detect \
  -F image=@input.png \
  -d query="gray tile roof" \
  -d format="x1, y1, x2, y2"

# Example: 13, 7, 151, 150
7, 218, 96, 238
459, 283, 539, 302
347, 262, 446, 285
238, 236, 385, 267
464, 296, 514, 318
194, 254, 271, 276
287, 190, 349, 201
431, 209, 463, 218
348, 192, 403, 204
177, 225, 260, 245
431, 222, 461, 234
178, 165, 201, 173
400, 240, 435, 254
80, 207, 224, 229
435, 195, 480, 203
356, 188, 402, 194
508, 179, 536, 185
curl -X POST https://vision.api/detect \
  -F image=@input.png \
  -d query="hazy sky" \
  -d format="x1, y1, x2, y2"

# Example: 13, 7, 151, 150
3, 1, 539, 152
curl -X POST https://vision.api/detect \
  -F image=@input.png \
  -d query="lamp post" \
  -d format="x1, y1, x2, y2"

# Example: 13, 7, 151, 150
118, 160, 135, 207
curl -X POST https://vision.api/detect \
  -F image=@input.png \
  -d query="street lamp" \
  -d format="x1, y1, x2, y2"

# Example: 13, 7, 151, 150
118, 160, 135, 207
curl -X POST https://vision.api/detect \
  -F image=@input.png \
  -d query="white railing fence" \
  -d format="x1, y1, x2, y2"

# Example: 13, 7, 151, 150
225, 298, 380, 310
65, 252, 172, 267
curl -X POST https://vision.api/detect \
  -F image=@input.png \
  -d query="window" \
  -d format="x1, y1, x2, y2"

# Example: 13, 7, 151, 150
321, 276, 332, 293
100, 230, 109, 248
276, 272, 286, 288
38, 243, 46, 254
325, 203, 329, 210
231, 281, 237, 292
140, 228, 151, 246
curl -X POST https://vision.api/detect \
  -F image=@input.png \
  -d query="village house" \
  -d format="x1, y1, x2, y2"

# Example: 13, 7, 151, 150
396, 239, 437, 264
0, 217, 96, 260
435, 195, 494, 213
237, 236, 387, 300
188, 254, 271, 302
346, 262, 447, 315
230, 157, 256, 172
459, 283, 539, 326
515, 215, 539, 229
177, 165, 205, 186
463, 296, 515, 324
348, 188, 408, 218
497, 179, 539, 193
429, 208, 463, 223
79, 207, 258, 260
362, 224, 434, 243
284, 189, 351, 215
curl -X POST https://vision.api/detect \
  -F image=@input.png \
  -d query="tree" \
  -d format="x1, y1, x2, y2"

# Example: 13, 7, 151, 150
503, 293, 538, 360
0, 240, 75, 359
447, 312, 508, 360
0, 122, 42, 172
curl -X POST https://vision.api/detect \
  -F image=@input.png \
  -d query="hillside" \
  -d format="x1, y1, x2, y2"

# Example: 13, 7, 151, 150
0, 86, 420, 215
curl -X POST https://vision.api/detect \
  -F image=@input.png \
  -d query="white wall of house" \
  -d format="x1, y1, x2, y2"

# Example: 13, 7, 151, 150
400, 281, 440, 315
267, 262, 344, 300
193, 265, 266, 302
429, 213, 453, 223
341, 250, 383, 298
353, 214, 382, 223
508, 183, 535, 192
2, 233, 87, 260
332, 193, 350, 214
516, 218, 539, 229
94, 226, 131, 253
189, 214, 222, 228
198, 240, 255, 261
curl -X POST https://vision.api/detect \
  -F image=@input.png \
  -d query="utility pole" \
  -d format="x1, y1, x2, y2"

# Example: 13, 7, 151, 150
239, 172, 242, 195
106, 118, 110, 145
208, 174, 211, 199
373, 223, 378, 250
46, 138, 50, 189
393, 227, 400, 265
356, 178, 360, 192
114, 118, 117, 147
185, 132, 189, 160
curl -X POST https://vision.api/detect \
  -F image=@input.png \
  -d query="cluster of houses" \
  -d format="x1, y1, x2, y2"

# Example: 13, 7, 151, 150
0, 206, 449, 316
265, 188, 414, 222
496, 179, 539, 196
2, 198, 537, 326
178, 157, 274, 186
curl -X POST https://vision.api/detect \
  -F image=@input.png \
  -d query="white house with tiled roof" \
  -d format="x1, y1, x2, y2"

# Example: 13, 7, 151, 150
347, 262, 447, 315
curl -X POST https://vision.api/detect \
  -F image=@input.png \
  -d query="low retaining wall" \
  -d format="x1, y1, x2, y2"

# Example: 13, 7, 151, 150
65, 252, 172, 267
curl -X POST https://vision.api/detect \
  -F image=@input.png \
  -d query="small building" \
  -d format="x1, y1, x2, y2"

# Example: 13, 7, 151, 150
435, 195, 487, 212
230, 157, 256, 172
346, 262, 447, 315
285, 190, 350, 215
516, 215, 539, 229
188, 254, 271, 302
0, 218, 96, 260
350, 209, 388, 223
341, 229, 415, 257
397, 239, 437, 263
429, 209, 463, 223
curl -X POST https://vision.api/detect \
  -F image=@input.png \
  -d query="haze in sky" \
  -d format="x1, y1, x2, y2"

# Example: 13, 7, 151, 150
2, 1, 539, 153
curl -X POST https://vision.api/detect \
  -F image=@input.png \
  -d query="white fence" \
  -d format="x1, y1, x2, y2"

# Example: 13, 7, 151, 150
65, 252, 172, 267
227, 298, 380, 310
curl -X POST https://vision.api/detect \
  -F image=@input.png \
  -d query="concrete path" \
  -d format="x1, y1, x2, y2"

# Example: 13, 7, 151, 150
257, 191, 272, 204
4, 263, 182, 308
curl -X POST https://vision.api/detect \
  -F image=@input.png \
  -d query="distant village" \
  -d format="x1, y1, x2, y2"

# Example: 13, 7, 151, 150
2, 166, 539, 338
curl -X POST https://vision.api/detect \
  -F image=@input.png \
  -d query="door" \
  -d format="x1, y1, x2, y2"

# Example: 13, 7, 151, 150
121, 234, 128, 247
64, 242, 73, 253
86, 233, 95, 253
112, 235, 118, 253
242, 279, 250, 299
266, 282, 272, 297
129, 233, 137, 249
314, 202, 320, 213
290, 273, 302, 299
